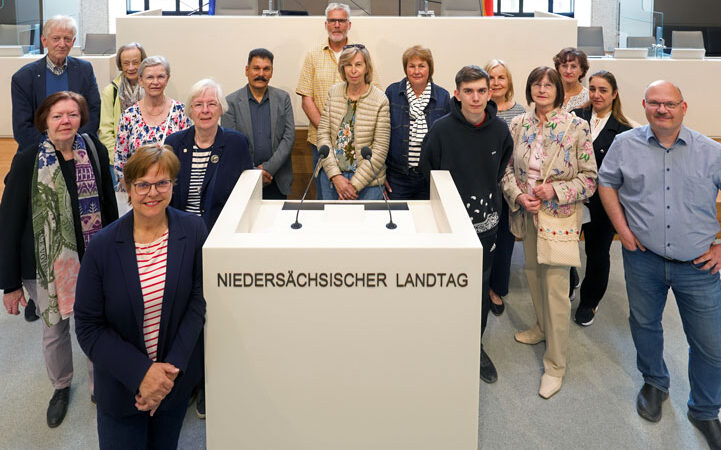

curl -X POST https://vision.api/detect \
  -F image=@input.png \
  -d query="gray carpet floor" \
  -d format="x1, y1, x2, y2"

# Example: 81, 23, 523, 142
0, 241, 710, 449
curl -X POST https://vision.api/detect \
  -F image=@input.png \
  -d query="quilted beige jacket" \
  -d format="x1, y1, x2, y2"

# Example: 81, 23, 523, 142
318, 82, 390, 192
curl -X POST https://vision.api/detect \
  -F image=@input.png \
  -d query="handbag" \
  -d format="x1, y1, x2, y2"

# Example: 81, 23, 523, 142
534, 119, 582, 267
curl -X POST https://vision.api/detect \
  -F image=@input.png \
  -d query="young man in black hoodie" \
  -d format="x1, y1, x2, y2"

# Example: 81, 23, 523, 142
420, 65, 514, 384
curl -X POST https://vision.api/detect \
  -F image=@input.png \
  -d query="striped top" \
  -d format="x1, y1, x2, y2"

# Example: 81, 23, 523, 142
406, 81, 432, 168
185, 145, 212, 216
496, 102, 526, 127
136, 231, 169, 361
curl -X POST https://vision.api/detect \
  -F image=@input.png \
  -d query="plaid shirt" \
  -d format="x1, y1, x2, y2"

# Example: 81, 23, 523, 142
296, 41, 348, 145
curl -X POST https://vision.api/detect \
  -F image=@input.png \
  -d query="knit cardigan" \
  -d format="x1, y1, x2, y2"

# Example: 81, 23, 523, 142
318, 82, 390, 191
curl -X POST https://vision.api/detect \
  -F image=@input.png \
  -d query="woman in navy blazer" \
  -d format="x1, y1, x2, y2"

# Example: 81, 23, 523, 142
572, 70, 633, 327
75, 144, 207, 449
166, 79, 254, 231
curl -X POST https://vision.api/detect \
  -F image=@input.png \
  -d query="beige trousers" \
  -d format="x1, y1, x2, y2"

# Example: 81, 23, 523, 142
522, 213, 571, 377
24, 280, 94, 392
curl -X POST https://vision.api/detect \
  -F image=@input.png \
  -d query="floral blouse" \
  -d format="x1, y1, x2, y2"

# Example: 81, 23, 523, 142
114, 100, 192, 182
335, 99, 358, 173
502, 108, 597, 227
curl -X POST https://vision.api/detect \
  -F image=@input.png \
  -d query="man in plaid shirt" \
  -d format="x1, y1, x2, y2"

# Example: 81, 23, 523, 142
296, 3, 353, 198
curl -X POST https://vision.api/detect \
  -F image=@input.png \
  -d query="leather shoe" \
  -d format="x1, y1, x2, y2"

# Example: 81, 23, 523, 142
24, 298, 39, 322
489, 300, 505, 316
47, 387, 70, 428
479, 347, 498, 384
636, 383, 668, 422
539, 373, 563, 399
514, 326, 545, 345
688, 411, 721, 450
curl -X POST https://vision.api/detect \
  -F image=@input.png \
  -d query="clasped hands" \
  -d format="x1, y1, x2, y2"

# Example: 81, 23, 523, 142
516, 183, 556, 213
135, 362, 179, 416
331, 175, 358, 200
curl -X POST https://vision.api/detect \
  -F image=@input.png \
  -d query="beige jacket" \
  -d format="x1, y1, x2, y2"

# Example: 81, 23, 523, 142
502, 108, 597, 238
318, 82, 390, 192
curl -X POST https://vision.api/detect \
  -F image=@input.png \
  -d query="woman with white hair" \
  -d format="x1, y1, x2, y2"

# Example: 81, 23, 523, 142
114, 55, 192, 187
165, 78, 253, 230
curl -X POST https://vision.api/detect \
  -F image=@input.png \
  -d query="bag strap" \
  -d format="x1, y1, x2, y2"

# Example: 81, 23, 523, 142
81, 133, 102, 185
540, 117, 574, 184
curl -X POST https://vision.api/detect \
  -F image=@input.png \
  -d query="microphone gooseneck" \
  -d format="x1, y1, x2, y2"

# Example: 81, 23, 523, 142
361, 146, 397, 230
291, 145, 330, 229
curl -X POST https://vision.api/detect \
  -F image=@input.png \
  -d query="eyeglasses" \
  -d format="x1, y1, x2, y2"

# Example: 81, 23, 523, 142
645, 100, 683, 109
327, 18, 348, 24
191, 101, 220, 111
132, 179, 173, 195
531, 83, 555, 90
343, 44, 365, 50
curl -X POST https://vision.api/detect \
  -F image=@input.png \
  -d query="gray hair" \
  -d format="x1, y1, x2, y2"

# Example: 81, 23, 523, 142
139, 55, 170, 78
325, 2, 351, 18
186, 78, 228, 114
43, 15, 77, 38
116, 42, 147, 71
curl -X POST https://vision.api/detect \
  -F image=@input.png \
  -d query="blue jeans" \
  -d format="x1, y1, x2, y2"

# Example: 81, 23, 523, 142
318, 170, 384, 200
622, 247, 721, 419
386, 167, 429, 200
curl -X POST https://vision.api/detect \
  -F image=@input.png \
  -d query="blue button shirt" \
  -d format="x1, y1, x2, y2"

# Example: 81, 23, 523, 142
599, 125, 721, 261
247, 86, 272, 167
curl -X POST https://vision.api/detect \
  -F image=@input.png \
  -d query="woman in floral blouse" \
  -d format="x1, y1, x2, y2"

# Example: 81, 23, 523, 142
502, 66, 596, 400
317, 44, 390, 200
114, 56, 192, 189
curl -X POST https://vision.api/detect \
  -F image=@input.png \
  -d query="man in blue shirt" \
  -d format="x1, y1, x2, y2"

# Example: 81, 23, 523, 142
11, 16, 101, 151
599, 80, 721, 448
223, 48, 295, 199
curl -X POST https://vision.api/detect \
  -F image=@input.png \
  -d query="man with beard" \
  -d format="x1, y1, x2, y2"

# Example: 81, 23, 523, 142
599, 80, 721, 449
224, 48, 294, 199
296, 3, 352, 198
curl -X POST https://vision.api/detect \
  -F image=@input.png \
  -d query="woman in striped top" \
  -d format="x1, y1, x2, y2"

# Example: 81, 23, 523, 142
75, 145, 207, 449
166, 79, 253, 231
484, 59, 526, 317
385, 45, 450, 200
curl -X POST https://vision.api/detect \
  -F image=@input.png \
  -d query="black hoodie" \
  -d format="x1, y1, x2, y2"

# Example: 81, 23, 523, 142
419, 98, 514, 237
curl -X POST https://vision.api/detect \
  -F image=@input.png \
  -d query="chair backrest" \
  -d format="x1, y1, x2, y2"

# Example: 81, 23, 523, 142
626, 36, 655, 48
441, 0, 482, 16
672, 30, 704, 49
83, 33, 116, 55
0, 24, 32, 45
349, 0, 371, 15
577, 26, 604, 56
214, 0, 259, 15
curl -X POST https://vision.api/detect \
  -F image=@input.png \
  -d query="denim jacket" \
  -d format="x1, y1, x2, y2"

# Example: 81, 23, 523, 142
385, 79, 450, 174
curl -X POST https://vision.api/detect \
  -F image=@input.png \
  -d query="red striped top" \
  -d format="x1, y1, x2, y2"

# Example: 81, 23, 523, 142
135, 231, 169, 362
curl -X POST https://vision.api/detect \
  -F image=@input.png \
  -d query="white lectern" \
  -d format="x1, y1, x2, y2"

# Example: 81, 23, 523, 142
203, 170, 482, 450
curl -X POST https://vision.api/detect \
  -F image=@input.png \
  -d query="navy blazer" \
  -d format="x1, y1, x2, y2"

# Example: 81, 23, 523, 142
11, 56, 101, 149
75, 207, 207, 418
572, 106, 632, 170
385, 79, 451, 174
166, 126, 254, 230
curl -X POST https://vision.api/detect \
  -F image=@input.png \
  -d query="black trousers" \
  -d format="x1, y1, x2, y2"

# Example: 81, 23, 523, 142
479, 231, 497, 336
579, 194, 616, 311
489, 199, 514, 297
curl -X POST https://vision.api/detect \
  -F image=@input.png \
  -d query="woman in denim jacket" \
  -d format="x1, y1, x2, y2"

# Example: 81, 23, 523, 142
384, 46, 450, 200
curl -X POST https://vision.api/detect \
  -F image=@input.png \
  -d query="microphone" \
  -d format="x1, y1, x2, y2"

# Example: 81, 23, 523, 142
361, 146, 397, 230
291, 145, 330, 229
